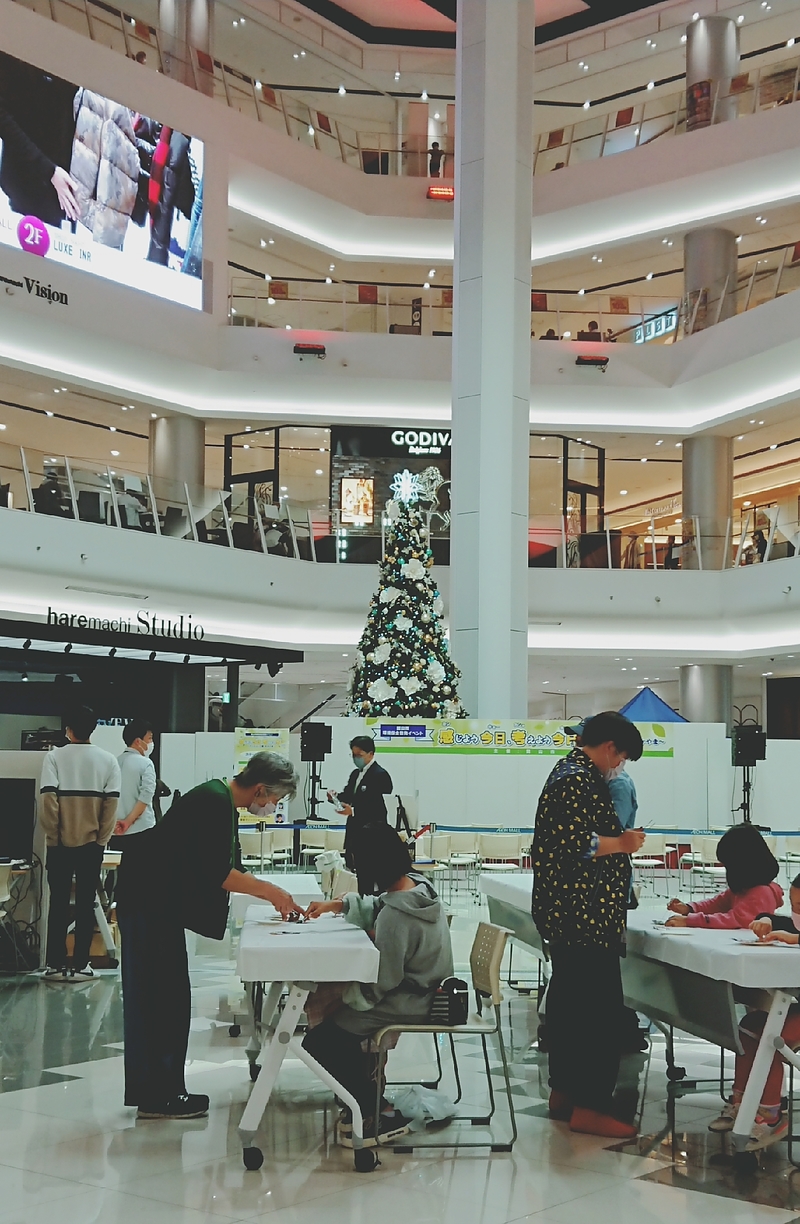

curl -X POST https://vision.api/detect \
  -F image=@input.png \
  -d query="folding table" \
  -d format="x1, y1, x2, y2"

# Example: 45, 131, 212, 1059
236, 907, 380, 1172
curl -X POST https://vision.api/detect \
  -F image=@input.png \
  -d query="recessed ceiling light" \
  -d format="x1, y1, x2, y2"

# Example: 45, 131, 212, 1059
737, 434, 744, 440
421, 90, 428, 101
743, 500, 752, 507
578, 288, 585, 296
736, 235, 743, 243
641, 457, 648, 463
394, 71, 401, 80
675, 442, 681, 448
260, 239, 266, 248
423, 282, 430, 289
583, 100, 590, 109
325, 277, 332, 284
655, 439, 663, 445
151, 412, 158, 419
268, 238, 275, 245
329, 263, 335, 271
736, 14, 744, 23
315, 469, 324, 475
285, 324, 292, 329
646, 272, 653, 280
109, 426, 116, 432
563, 330, 571, 338
619, 489, 628, 495
647, 81, 654, 90
111, 449, 120, 456
681, 33, 687, 43
338, 85, 346, 95
763, 671, 773, 676
770, 443, 778, 449
543, 680, 549, 684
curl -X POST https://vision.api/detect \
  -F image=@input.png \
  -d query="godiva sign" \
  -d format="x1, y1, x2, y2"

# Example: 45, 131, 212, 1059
46, 606, 205, 640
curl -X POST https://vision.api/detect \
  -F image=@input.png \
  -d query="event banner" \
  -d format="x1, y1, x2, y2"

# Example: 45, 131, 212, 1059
0, 50, 203, 308
366, 718, 673, 758
233, 727, 291, 822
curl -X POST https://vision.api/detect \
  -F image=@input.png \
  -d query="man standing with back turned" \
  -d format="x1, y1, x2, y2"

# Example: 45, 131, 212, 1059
39, 705, 120, 982
531, 710, 645, 1138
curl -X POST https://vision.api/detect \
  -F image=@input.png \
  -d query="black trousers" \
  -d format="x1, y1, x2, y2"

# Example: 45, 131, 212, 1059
302, 1018, 377, 1117
118, 903, 190, 1106
546, 942, 624, 1113
45, 842, 104, 970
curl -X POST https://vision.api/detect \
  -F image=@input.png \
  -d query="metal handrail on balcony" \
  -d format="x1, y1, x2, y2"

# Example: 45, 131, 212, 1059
11, 0, 800, 178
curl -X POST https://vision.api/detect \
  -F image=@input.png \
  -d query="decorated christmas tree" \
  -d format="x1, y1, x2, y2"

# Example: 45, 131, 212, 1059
348, 491, 467, 718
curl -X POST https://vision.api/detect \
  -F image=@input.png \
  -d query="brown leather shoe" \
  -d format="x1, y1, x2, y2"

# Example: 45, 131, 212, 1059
548, 1090, 573, 1121
569, 1107, 637, 1139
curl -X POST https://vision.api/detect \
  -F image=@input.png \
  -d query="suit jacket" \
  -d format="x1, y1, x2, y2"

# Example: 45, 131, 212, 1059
338, 760, 393, 828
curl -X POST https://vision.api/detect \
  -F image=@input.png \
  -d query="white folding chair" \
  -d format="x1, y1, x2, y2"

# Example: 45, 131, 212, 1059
479, 834, 523, 873
632, 833, 666, 896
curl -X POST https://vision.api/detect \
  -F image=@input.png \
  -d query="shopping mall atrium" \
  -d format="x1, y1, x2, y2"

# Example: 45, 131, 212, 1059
2, 0, 800, 1217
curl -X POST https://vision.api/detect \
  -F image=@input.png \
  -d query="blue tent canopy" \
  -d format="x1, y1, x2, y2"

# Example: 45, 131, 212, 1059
619, 686, 686, 723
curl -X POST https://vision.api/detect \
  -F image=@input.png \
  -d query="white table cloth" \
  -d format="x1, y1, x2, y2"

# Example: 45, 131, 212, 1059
626, 910, 800, 991
479, 872, 532, 910
230, 874, 323, 922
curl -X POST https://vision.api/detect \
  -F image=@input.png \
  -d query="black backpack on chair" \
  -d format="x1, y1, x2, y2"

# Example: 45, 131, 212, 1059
429, 977, 469, 1026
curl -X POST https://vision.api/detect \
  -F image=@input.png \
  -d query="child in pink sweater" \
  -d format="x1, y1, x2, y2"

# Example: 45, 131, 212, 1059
665, 824, 782, 929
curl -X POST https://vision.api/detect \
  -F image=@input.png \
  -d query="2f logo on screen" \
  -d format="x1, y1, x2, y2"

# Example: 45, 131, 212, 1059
16, 215, 50, 257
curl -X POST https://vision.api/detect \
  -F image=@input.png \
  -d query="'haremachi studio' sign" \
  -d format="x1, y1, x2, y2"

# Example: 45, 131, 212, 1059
46, 607, 205, 640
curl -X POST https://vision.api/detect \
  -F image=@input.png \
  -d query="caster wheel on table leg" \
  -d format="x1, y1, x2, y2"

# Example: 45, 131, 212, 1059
353, 1147, 379, 1173
733, 1150, 758, 1175
667, 1065, 686, 1082
229, 1024, 241, 1037
243, 1146, 264, 1171
249, 1062, 261, 1081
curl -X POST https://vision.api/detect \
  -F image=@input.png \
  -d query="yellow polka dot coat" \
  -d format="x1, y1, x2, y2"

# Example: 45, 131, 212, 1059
531, 748, 630, 950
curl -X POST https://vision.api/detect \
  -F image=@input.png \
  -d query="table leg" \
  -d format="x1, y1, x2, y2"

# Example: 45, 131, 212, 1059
290, 1036, 379, 1171
731, 988, 794, 1154
239, 982, 308, 1143
246, 981, 284, 1077
94, 894, 117, 959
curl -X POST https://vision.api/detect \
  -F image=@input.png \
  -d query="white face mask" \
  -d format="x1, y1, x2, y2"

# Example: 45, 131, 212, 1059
603, 763, 625, 783
248, 796, 277, 817
144, 742, 154, 757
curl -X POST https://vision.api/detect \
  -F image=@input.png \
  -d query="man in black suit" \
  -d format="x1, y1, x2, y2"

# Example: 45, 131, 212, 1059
328, 736, 393, 868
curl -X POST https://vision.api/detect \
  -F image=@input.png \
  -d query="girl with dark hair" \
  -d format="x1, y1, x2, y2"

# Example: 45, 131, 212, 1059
302, 824, 453, 1146
666, 825, 782, 929
708, 873, 800, 1151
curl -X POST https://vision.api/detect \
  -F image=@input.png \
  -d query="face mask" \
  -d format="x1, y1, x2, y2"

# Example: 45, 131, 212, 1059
791, 913, 800, 932
352, 755, 367, 769
604, 763, 625, 783
248, 797, 277, 817
144, 742, 154, 757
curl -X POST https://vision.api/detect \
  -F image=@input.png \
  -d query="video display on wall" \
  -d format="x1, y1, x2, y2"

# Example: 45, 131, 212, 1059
0, 50, 204, 309
340, 477, 374, 525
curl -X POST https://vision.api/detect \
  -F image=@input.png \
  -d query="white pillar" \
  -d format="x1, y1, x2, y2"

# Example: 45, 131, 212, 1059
686, 16, 739, 128
680, 664, 732, 731
149, 415, 205, 489
450, 0, 534, 718
682, 434, 732, 570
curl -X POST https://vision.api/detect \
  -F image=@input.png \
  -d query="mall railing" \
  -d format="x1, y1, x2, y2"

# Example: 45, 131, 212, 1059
228, 276, 679, 342
3, 444, 799, 573
11, 0, 800, 178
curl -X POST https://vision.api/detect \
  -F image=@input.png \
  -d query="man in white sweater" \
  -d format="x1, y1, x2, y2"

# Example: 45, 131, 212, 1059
39, 705, 120, 982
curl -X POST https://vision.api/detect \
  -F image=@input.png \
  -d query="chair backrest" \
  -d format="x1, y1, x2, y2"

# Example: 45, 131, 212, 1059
449, 831, 479, 855
301, 829, 327, 848
429, 834, 451, 860
272, 828, 293, 850
415, 833, 432, 859
479, 833, 521, 861
469, 922, 510, 1006
635, 833, 665, 858
331, 868, 358, 898
239, 831, 267, 859
325, 828, 346, 852
763, 835, 778, 856
397, 793, 419, 829
700, 835, 721, 864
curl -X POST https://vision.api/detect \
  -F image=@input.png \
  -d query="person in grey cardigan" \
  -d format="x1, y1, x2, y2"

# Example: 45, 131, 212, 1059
303, 825, 453, 1145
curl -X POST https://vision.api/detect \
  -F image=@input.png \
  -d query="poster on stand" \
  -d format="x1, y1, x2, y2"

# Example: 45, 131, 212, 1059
233, 727, 291, 822
366, 718, 673, 758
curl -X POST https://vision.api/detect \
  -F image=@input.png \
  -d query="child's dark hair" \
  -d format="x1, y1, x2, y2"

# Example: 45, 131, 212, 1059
792, 872, 800, 891
716, 825, 779, 894
352, 824, 412, 896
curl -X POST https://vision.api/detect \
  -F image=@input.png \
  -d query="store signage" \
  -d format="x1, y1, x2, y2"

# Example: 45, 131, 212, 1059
1, 269, 68, 306
634, 311, 677, 345
645, 496, 681, 519
367, 717, 673, 758
390, 430, 451, 456
46, 606, 205, 639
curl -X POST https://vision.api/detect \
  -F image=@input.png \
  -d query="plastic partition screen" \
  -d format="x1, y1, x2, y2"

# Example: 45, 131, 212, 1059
0, 50, 204, 309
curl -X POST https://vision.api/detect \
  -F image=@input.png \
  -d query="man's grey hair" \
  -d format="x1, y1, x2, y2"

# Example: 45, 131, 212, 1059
235, 752, 298, 799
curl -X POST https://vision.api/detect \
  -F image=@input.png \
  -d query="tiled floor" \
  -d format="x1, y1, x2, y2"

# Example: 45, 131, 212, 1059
0, 886, 799, 1224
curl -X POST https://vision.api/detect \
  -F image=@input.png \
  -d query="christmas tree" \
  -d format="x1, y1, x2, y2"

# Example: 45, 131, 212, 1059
348, 493, 467, 718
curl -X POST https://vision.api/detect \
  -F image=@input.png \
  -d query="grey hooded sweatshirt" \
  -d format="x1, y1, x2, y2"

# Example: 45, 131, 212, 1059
334, 872, 454, 1036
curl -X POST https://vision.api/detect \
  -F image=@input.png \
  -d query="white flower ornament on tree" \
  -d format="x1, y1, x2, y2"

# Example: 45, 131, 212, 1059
427, 659, 446, 684
399, 676, 422, 695
395, 614, 413, 631
373, 642, 392, 665
368, 677, 397, 702
401, 558, 426, 581
379, 587, 402, 605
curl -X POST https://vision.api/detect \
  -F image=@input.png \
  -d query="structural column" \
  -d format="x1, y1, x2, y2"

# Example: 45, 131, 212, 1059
680, 664, 732, 731
682, 434, 732, 570
149, 415, 206, 490
685, 15, 740, 127
449, 0, 534, 718
684, 226, 738, 332
159, 0, 212, 90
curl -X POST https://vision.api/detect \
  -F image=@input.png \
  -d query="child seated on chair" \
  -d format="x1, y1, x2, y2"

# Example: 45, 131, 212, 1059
665, 824, 782, 929
302, 824, 453, 1147
708, 873, 800, 1152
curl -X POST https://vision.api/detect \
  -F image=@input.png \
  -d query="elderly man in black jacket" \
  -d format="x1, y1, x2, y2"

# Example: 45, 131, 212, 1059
328, 735, 393, 868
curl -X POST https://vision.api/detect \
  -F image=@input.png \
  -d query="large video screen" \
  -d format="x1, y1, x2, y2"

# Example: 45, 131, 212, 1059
0, 50, 203, 309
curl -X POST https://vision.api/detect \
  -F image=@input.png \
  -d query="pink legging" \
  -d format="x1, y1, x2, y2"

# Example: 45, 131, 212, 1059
733, 1005, 800, 1108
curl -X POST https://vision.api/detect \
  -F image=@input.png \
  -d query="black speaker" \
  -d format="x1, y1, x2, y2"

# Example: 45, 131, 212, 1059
300, 722, 332, 762
731, 725, 767, 767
